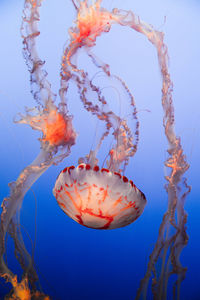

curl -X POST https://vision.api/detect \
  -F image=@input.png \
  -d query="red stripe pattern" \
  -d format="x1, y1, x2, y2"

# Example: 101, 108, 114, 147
53, 164, 146, 229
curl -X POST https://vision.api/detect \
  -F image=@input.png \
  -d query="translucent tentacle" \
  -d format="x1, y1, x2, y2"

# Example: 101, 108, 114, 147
61, 1, 140, 172
21, 0, 56, 107
0, 0, 76, 297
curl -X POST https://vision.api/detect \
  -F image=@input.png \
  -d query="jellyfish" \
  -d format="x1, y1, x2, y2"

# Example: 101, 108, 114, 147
54, 72, 146, 229
0, 0, 76, 297
54, 159, 146, 230
55, 0, 190, 298
53, 0, 148, 229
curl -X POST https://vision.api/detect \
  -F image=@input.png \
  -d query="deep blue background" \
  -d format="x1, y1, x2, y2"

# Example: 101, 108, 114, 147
0, 0, 200, 299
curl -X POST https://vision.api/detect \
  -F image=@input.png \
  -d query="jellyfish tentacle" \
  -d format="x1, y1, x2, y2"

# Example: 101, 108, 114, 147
0, 150, 52, 274
107, 6, 191, 300
21, 0, 56, 107
72, 0, 80, 10
86, 50, 139, 167
78, 70, 136, 172
60, 1, 140, 172
1, 0, 76, 297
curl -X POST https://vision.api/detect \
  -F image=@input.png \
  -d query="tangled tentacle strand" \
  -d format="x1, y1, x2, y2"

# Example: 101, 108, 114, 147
0, 0, 76, 297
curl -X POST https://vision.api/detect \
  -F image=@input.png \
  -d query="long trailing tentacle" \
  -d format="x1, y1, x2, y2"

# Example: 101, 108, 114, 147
110, 7, 190, 300
61, 1, 140, 172
21, 0, 56, 107
0, 0, 76, 298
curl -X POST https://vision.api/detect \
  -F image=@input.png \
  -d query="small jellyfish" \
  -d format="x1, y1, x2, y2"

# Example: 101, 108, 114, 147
2, 273, 50, 300
0, 0, 76, 297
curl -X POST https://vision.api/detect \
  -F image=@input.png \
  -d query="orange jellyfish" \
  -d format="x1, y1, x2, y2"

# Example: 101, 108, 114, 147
0, 0, 76, 298
54, 76, 145, 230
57, 0, 190, 298
54, 0, 146, 229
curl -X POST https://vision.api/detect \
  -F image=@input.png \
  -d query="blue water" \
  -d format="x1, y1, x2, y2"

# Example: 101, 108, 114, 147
0, 0, 200, 299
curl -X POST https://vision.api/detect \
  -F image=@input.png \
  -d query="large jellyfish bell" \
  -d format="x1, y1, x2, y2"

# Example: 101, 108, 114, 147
53, 161, 146, 229
54, 119, 146, 230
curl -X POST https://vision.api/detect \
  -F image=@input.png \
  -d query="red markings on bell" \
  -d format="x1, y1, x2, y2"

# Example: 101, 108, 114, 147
93, 165, 99, 172
77, 182, 87, 187
129, 180, 137, 191
113, 197, 123, 207
63, 167, 68, 173
114, 172, 121, 178
56, 185, 63, 194
75, 208, 114, 230
65, 183, 73, 188
78, 164, 84, 170
123, 176, 128, 183
76, 214, 84, 225
101, 168, 109, 173
54, 163, 146, 229
68, 166, 75, 174
57, 201, 66, 209
83, 207, 93, 215
101, 217, 114, 229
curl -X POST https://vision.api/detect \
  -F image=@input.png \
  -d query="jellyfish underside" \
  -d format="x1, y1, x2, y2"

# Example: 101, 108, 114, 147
53, 162, 146, 230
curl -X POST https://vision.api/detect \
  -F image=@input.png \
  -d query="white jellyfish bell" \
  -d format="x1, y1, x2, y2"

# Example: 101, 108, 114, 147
53, 162, 146, 229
